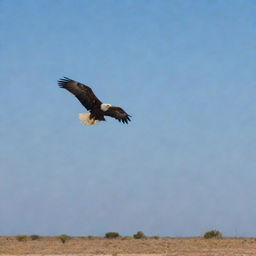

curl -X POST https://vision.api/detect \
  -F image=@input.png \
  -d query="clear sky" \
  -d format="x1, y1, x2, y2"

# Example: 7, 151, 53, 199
1, 0, 256, 237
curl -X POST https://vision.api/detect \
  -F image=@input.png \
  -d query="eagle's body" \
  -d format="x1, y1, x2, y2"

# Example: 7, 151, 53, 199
58, 77, 131, 125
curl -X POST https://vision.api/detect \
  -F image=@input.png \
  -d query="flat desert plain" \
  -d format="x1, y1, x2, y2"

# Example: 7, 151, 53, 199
1, 236, 256, 256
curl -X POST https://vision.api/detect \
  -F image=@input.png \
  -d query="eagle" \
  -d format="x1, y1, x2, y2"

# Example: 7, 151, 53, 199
58, 77, 131, 125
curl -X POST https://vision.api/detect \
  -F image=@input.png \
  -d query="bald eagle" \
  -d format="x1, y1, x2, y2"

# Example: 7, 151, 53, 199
58, 77, 131, 125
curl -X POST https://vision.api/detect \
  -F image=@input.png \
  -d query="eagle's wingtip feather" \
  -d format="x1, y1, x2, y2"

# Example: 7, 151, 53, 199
57, 77, 73, 88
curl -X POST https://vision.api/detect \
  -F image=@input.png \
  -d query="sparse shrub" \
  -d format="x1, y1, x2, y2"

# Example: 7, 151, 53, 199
30, 234, 40, 240
58, 234, 72, 243
152, 236, 159, 239
105, 232, 120, 239
133, 231, 146, 239
203, 230, 222, 239
16, 235, 28, 241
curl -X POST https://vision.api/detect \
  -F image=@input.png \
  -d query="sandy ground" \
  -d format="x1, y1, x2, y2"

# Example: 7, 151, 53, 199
1, 236, 256, 256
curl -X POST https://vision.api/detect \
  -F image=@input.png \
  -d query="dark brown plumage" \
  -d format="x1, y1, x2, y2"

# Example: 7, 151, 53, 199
104, 106, 131, 124
58, 77, 131, 125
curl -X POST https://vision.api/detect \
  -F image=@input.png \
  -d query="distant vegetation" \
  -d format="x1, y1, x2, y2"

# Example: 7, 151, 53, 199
58, 234, 72, 243
133, 231, 146, 239
30, 234, 40, 240
105, 232, 120, 239
16, 235, 28, 241
204, 230, 222, 239
13, 230, 224, 242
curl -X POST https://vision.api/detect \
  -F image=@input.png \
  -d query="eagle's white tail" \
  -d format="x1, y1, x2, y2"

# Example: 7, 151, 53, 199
79, 113, 99, 126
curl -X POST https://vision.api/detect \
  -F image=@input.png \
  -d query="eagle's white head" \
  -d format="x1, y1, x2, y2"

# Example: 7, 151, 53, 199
101, 103, 112, 111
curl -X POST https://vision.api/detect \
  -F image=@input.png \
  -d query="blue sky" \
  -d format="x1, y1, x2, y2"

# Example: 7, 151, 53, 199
1, 0, 256, 237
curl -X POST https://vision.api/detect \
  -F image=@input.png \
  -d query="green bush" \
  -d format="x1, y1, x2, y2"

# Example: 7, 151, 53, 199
105, 232, 120, 239
30, 234, 40, 240
16, 235, 28, 241
133, 231, 146, 239
58, 234, 72, 243
204, 230, 222, 239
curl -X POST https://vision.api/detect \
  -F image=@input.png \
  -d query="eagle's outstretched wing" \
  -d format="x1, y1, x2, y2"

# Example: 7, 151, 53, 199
104, 106, 131, 124
58, 77, 102, 110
